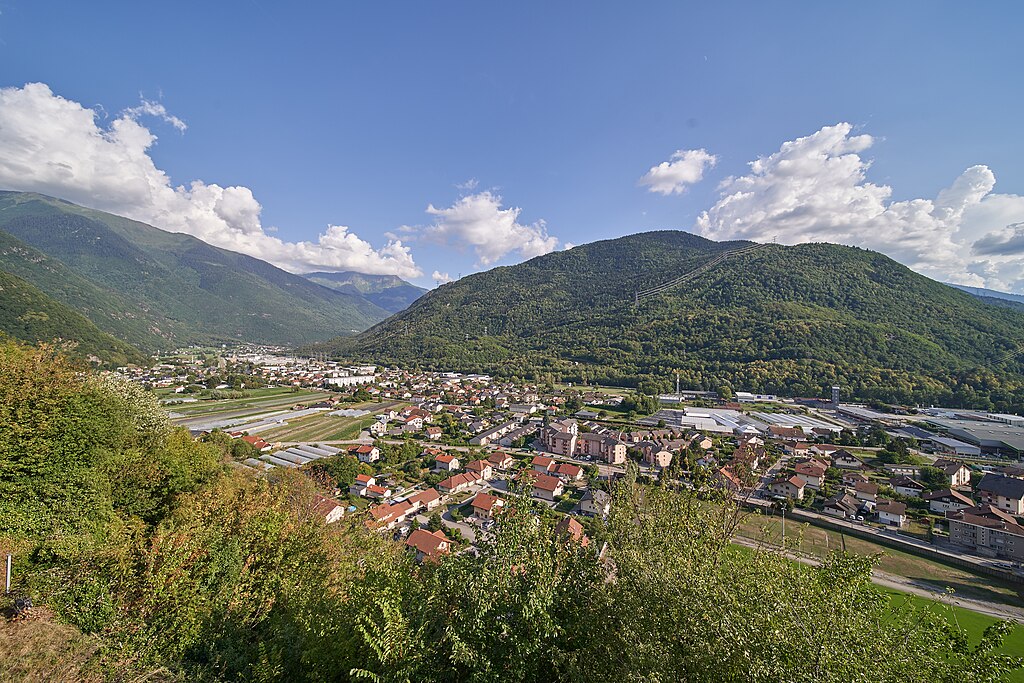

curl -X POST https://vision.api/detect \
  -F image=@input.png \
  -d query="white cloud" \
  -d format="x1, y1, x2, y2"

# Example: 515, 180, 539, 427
455, 178, 479, 192
423, 191, 559, 266
123, 97, 187, 133
639, 148, 717, 195
694, 122, 1024, 291
0, 83, 421, 278
431, 270, 453, 285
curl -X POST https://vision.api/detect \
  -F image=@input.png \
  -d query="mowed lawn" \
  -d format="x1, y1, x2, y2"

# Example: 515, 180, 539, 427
887, 591, 1024, 681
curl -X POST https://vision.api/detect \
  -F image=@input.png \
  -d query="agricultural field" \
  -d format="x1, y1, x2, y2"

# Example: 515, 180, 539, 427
258, 400, 405, 443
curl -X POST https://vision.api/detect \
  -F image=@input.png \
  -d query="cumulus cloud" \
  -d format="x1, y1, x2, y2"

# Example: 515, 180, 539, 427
639, 148, 717, 195
0, 83, 421, 278
431, 270, 453, 285
692, 122, 1024, 291
423, 191, 559, 266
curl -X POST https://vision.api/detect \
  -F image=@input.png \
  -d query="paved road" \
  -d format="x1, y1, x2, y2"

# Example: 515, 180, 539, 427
732, 535, 1024, 623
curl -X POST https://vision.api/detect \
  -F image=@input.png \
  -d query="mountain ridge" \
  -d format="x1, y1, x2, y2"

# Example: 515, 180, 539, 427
0, 191, 402, 350
310, 230, 1024, 411
302, 270, 426, 313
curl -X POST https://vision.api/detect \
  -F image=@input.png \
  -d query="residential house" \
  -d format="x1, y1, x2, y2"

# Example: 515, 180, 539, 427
367, 500, 414, 530
532, 474, 564, 501
486, 451, 514, 470
369, 420, 389, 437
554, 516, 590, 547
978, 474, 1024, 515
349, 473, 375, 497
241, 435, 273, 452
437, 472, 481, 495
841, 471, 868, 488
947, 505, 1024, 561
347, 444, 380, 463
876, 500, 907, 527
407, 488, 442, 512
933, 459, 973, 488
425, 426, 443, 440
823, 493, 860, 519
794, 461, 827, 489
768, 475, 806, 501
465, 459, 494, 479
833, 450, 864, 469
553, 462, 584, 481
470, 492, 504, 519
405, 528, 450, 563
714, 466, 744, 492
364, 484, 392, 500
784, 441, 811, 457
532, 455, 556, 473
580, 489, 611, 518
853, 480, 878, 504
923, 488, 974, 514
890, 476, 925, 498
433, 454, 461, 473
768, 426, 805, 442
312, 494, 345, 524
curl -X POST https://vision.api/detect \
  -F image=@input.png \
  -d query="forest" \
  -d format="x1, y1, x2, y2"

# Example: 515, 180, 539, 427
1, 339, 1021, 681
313, 233, 1024, 413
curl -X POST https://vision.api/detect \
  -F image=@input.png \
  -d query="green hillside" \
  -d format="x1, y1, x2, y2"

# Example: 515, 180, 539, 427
303, 270, 426, 313
0, 191, 392, 349
314, 231, 1024, 410
0, 270, 146, 365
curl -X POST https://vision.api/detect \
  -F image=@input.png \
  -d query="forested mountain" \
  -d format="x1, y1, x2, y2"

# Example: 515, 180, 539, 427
0, 191, 394, 350
0, 270, 146, 365
303, 270, 426, 313
313, 231, 1024, 410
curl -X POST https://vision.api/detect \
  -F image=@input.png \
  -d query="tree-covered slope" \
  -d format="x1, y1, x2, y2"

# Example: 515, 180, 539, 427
303, 270, 426, 313
315, 231, 1024, 410
0, 270, 146, 365
0, 191, 392, 349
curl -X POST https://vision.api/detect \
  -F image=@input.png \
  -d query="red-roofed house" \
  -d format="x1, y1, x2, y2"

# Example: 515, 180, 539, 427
347, 444, 380, 463
433, 454, 461, 472
437, 471, 481, 495
532, 474, 564, 501
769, 475, 806, 501
554, 516, 590, 547
407, 488, 442, 512
405, 528, 450, 562
349, 473, 375, 496
532, 455, 556, 473
794, 461, 827, 489
241, 435, 273, 452
552, 462, 584, 481
487, 452, 514, 470
465, 459, 494, 479
470, 492, 505, 519
312, 494, 345, 524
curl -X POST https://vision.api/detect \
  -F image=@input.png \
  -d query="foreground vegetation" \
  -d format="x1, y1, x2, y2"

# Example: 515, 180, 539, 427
1, 340, 1022, 681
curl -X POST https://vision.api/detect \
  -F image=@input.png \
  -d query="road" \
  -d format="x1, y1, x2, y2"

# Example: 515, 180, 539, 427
732, 535, 1024, 623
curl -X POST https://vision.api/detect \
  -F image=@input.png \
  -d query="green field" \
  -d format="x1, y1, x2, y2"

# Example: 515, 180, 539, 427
887, 592, 1024, 681
737, 511, 1024, 606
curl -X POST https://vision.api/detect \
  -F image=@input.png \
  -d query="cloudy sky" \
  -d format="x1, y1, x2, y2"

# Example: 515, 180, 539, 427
1, 2, 1023, 291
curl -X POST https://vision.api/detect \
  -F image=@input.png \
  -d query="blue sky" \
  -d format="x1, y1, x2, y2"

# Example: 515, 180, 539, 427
2, 2, 1023, 290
